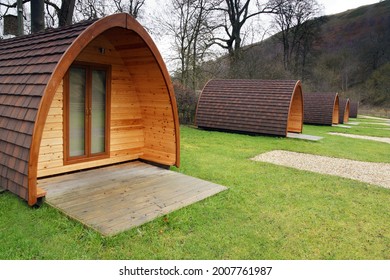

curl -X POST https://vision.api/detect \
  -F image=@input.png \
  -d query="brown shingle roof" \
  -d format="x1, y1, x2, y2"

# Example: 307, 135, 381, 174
195, 79, 303, 137
0, 20, 95, 203
349, 100, 359, 118
303, 92, 339, 126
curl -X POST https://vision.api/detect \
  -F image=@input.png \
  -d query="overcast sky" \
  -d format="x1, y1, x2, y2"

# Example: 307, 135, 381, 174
320, 0, 381, 15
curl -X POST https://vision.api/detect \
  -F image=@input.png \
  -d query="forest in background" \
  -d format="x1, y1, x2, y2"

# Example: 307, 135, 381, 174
1, 0, 389, 123
200, 1, 390, 106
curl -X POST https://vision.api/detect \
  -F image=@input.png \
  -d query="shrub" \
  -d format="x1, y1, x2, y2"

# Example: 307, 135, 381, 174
173, 82, 198, 125
363, 63, 390, 106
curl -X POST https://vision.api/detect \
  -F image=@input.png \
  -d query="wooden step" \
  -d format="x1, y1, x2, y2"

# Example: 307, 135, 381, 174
37, 187, 47, 198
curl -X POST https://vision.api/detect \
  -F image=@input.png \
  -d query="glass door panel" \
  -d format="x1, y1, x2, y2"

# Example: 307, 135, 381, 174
91, 70, 106, 154
69, 67, 86, 157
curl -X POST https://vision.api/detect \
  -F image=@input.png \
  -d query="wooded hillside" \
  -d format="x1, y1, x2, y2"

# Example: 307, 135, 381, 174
201, 1, 390, 109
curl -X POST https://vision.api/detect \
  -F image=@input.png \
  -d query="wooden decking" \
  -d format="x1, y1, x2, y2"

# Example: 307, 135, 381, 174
38, 161, 227, 236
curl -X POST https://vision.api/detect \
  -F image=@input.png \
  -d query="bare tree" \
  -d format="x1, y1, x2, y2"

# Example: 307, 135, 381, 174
213, 0, 279, 60
1, 0, 76, 34
49, 0, 75, 26
31, 0, 44, 32
0, 0, 28, 35
271, 0, 321, 73
74, 0, 108, 20
164, 0, 218, 90
113, 0, 145, 18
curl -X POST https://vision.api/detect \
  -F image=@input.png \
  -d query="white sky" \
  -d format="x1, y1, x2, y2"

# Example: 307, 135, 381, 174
146, 0, 381, 16
0, 0, 382, 72
320, 0, 381, 15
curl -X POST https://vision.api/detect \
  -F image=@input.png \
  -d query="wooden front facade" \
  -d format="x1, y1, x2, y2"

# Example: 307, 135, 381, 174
339, 98, 350, 124
0, 14, 180, 205
37, 27, 178, 178
287, 85, 304, 133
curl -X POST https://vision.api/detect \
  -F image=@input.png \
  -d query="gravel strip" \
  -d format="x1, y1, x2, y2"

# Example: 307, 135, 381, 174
328, 132, 390, 144
251, 150, 390, 189
358, 127, 390, 130
358, 122, 390, 126
360, 115, 390, 122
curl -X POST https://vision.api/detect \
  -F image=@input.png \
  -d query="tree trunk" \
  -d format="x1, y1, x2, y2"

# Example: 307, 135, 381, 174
31, 0, 44, 33
58, 0, 76, 26
17, 0, 24, 35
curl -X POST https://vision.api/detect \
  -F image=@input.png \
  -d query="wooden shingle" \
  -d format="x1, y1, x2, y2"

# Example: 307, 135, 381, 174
0, 20, 94, 204
196, 79, 303, 137
349, 100, 359, 118
303, 92, 339, 125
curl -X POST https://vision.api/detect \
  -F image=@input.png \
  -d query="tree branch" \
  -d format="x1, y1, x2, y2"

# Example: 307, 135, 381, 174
44, 0, 60, 12
0, 0, 30, 8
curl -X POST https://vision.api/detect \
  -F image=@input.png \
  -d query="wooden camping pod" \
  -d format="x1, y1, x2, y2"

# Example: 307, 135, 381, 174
339, 98, 350, 124
303, 92, 339, 125
0, 14, 180, 206
195, 79, 303, 137
349, 100, 359, 118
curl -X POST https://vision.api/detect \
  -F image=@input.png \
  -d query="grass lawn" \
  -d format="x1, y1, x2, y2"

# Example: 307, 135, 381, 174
0, 117, 389, 259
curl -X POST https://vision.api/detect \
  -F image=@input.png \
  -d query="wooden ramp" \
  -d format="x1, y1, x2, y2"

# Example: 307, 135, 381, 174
38, 161, 227, 236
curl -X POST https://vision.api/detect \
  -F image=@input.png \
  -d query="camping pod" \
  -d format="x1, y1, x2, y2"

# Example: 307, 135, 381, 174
303, 92, 339, 125
349, 100, 359, 118
339, 98, 350, 124
0, 14, 180, 206
195, 79, 303, 137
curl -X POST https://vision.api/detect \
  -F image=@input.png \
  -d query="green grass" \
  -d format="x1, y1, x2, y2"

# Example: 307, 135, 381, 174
1, 117, 389, 259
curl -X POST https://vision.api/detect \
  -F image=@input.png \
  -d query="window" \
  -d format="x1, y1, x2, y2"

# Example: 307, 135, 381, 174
64, 63, 111, 164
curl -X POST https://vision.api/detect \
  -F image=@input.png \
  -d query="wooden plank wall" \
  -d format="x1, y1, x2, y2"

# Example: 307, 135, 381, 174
287, 89, 303, 133
332, 97, 339, 124
38, 31, 169, 177
105, 29, 176, 166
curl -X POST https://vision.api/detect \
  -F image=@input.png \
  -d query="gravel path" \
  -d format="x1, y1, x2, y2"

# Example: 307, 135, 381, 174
328, 132, 390, 144
358, 122, 390, 126
251, 150, 390, 189
358, 127, 390, 130
360, 115, 390, 122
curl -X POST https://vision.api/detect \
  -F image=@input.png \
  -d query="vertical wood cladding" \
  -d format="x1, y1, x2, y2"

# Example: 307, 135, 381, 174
196, 79, 303, 137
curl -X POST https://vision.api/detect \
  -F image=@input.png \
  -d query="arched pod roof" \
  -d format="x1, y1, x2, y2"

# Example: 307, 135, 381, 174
195, 79, 303, 137
303, 92, 339, 125
339, 98, 350, 124
349, 100, 359, 118
0, 14, 180, 206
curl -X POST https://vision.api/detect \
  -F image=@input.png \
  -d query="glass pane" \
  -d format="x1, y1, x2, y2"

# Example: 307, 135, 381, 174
91, 70, 106, 154
69, 67, 86, 157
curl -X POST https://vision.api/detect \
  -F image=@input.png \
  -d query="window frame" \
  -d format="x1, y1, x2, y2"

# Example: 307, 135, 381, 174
63, 62, 111, 165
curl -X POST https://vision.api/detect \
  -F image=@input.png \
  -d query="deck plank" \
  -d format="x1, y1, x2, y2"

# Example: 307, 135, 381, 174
38, 161, 227, 236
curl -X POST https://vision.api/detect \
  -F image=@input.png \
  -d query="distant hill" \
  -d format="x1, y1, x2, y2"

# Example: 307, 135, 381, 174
201, 1, 390, 107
